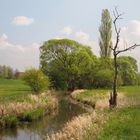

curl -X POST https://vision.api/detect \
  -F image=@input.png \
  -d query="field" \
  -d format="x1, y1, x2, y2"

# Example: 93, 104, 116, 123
0, 79, 31, 103
71, 87, 140, 140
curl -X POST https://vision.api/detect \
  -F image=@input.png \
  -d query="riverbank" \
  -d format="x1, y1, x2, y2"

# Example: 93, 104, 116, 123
0, 92, 58, 128
0, 92, 86, 140
46, 110, 108, 140
0, 79, 58, 129
70, 87, 140, 140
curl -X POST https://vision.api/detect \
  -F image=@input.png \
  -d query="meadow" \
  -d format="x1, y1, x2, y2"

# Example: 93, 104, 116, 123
71, 86, 140, 140
0, 79, 31, 103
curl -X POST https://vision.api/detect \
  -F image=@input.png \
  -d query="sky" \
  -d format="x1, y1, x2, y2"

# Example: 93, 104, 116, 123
0, 0, 140, 71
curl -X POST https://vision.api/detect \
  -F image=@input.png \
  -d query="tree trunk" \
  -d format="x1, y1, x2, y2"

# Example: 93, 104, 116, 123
109, 53, 117, 108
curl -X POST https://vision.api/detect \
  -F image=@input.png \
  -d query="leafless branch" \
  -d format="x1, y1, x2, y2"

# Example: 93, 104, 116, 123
110, 46, 114, 51
113, 8, 124, 50
116, 44, 140, 55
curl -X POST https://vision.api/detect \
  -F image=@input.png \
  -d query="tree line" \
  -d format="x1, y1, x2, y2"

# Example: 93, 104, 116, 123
40, 39, 140, 91
0, 65, 19, 79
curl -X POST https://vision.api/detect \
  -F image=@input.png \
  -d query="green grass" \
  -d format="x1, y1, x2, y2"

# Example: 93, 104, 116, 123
0, 79, 31, 102
75, 89, 110, 99
20, 108, 45, 122
98, 107, 140, 140
73, 86, 140, 140
119, 86, 140, 97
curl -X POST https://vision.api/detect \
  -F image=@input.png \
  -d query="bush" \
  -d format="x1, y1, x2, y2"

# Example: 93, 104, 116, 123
22, 68, 50, 94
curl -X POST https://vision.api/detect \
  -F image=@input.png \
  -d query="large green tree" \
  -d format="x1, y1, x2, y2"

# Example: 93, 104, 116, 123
99, 9, 112, 58
40, 39, 97, 90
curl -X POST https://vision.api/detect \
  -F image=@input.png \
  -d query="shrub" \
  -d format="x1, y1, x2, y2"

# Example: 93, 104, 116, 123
22, 68, 50, 94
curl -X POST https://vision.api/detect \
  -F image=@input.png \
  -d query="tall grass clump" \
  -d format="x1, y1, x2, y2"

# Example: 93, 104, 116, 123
20, 108, 45, 122
0, 115, 18, 128
46, 111, 108, 140
0, 92, 58, 128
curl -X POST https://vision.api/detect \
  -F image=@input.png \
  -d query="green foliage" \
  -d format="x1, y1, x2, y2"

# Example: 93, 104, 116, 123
40, 38, 139, 89
117, 56, 139, 86
94, 69, 113, 88
22, 68, 50, 94
92, 58, 117, 88
99, 9, 112, 58
40, 38, 97, 90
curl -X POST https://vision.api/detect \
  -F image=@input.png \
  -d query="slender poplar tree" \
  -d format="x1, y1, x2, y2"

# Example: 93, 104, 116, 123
99, 9, 112, 58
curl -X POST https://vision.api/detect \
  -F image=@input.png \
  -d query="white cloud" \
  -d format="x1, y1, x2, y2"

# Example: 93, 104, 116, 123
61, 26, 73, 35
0, 34, 40, 71
75, 31, 99, 55
12, 16, 34, 26
60, 26, 99, 55
1, 34, 8, 40
75, 31, 90, 43
130, 20, 140, 36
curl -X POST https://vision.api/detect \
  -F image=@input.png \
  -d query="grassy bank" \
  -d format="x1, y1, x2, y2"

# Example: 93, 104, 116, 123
71, 89, 110, 109
0, 79, 58, 129
71, 86, 140, 140
0, 79, 31, 103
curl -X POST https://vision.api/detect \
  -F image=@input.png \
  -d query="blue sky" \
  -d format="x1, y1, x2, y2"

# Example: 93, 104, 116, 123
0, 0, 140, 70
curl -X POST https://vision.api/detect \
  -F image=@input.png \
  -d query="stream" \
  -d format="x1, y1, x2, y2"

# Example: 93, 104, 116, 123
0, 96, 86, 140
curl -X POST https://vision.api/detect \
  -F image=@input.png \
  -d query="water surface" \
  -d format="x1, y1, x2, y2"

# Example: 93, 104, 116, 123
0, 97, 86, 140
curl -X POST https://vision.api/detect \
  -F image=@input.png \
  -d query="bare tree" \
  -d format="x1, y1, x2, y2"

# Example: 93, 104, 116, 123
109, 8, 140, 108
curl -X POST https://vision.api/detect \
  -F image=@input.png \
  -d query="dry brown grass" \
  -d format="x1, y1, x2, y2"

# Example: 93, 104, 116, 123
0, 92, 58, 117
71, 90, 139, 109
95, 92, 140, 109
46, 111, 108, 140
